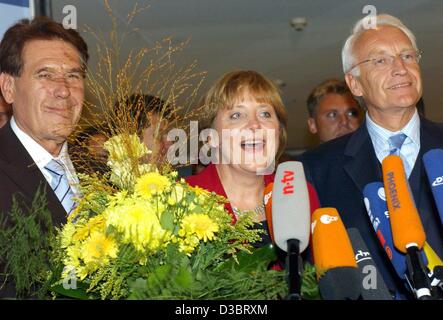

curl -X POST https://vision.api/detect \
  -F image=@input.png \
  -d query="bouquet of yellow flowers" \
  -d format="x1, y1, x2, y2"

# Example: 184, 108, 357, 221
48, 133, 299, 300
1, 3, 319, 300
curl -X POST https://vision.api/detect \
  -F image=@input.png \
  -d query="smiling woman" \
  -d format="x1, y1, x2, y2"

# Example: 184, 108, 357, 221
186, 70, 320, 249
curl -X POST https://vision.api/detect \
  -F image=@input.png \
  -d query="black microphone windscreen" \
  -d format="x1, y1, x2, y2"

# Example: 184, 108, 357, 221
318, 267, 362, 300
347, 228, 393, 300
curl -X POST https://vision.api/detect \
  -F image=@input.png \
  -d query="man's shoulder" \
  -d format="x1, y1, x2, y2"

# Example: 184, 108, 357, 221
421, 117, 443, 134
0, 122, 22, 161
298, 133, 353, 164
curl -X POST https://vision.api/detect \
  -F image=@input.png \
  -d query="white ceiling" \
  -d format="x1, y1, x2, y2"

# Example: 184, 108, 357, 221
51, 0, 443, 149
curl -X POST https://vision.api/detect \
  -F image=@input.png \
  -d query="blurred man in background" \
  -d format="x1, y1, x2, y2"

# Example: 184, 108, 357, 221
307, 78, 362, 143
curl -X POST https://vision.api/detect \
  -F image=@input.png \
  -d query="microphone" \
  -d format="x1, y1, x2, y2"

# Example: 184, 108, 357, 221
363, 182, 409, 279
272, 161, 311, 300
364, 182, 436, 297
347, 228, 393, 300
423, 242, 443, 295
311, 207, 361, 300
382, 155, 432, 299
422, 149, 443, 226
263, 182, 274, 243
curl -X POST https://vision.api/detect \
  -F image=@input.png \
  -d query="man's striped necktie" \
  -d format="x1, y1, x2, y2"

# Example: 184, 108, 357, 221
44, 159, 76, 214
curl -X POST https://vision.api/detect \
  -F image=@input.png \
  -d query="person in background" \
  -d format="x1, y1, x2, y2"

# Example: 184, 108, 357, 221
306, 78, 362, 144
71, 125, 109, 175
186, 70, 320, 247
118, 93, 193, 177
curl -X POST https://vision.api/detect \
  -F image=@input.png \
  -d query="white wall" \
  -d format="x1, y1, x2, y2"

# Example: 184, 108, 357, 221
0, 0, 33, 40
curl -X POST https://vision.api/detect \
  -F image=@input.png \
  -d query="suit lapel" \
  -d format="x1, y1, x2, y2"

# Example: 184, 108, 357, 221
342, 117, 443, 207
409, 117, 443, 206
0, 123, 67, 226
343, 122, 383, 193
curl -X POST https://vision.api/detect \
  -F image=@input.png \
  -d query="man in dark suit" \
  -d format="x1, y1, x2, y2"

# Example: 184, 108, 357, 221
0, 17, 89, 297
299, 14, 443, 299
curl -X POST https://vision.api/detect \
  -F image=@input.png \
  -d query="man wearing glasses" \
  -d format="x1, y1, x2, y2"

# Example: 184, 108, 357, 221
299, 14, 443, 299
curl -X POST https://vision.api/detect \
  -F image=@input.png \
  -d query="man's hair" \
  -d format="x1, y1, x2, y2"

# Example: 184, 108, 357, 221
342, 14, 417, 75
306, 79, 355, 117
115, 94, 174, 133
0, 16, 89, 76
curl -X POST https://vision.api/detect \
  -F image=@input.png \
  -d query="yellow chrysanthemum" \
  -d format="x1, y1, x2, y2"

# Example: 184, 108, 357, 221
177, 235, 200, 255
81, 231, 118, 265
191, 186, 210, 197
105, 201, 170, 251
108, 190, 128, 208
179, 213, 219, 242
76, 266, 89, 281
135, 172, 171, 197
64, 245, 82, 269
73, 215, 106, 242
104, 133, 149, 162
60, 222, 76, 248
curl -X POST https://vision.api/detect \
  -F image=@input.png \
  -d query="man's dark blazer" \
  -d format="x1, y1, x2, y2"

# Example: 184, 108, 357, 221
298, 116, 443, 299
0, 121, 68, 298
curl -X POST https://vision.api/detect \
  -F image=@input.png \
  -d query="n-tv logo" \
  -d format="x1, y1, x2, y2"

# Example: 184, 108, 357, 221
281, 170, 294, 195
432, 175, 443, 187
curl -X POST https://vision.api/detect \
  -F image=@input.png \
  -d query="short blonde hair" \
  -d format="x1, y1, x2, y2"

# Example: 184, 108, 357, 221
201, 70, 288, 160
306, 78, 356, 117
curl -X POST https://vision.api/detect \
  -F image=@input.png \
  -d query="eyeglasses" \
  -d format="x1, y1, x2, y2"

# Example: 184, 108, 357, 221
348, 50, 423, 73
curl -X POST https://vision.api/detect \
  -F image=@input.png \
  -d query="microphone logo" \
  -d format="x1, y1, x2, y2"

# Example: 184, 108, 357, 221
377, 187, 386, 201
372, 216, 381, 230
364, 197, 381, 230
386, 171, 401, 210
281, 170, 294, 195
355, 249, 371, 263
431, 175, 443, 187
264, 190, 272, 205
311, 220, 317, 234
364, 197, 370, 213
320, 214, 339, 225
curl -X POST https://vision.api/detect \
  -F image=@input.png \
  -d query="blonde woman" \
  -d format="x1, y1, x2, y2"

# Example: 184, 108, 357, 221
186, 70, 319, 246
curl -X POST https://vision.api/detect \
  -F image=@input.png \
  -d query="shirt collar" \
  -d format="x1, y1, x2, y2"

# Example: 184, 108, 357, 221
366, 108, 420, 146
10, 116, 70, 170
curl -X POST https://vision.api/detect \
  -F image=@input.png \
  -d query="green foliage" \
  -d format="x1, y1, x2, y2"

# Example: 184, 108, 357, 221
0, 183, 320, 301
126, 244, 287, 300
301, 263, 321, 300
126, 244, 319, 300
0, 186, 53, 298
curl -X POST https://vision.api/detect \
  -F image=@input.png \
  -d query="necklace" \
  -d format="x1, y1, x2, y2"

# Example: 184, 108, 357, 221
232, 202, 265, 218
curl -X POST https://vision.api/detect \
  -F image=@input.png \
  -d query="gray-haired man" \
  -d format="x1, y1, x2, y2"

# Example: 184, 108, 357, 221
299, 14, 443, 299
